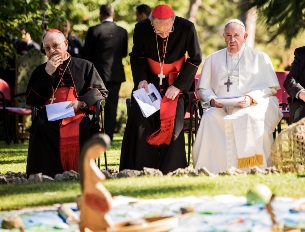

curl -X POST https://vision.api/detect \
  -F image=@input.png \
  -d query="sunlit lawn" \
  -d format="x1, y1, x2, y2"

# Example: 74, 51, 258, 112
1, 128, 305, 211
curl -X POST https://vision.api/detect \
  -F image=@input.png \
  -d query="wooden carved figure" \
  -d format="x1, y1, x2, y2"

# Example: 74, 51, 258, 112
78, 133, 113, 232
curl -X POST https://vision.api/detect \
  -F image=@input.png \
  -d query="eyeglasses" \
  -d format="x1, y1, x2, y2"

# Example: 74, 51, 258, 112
43, 42, 61, 52
153, 26, 174, 35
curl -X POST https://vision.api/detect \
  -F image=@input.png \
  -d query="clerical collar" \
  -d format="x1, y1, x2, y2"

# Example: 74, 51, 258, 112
62, 53, 71, 63
227, 44, 246, 56
102, 19, 113, 22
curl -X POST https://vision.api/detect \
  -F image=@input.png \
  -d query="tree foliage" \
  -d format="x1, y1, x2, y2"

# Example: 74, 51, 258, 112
1, 0, 302, 72
241, 0, 305, 48
194, 0, 240, 59
0, 0, 62, 69
55, 0, 189, 44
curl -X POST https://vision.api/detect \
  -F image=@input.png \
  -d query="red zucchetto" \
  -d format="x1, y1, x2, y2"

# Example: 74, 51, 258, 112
151, 4, 174, 19
47, 29, 62, 33
43, 28, 64, 39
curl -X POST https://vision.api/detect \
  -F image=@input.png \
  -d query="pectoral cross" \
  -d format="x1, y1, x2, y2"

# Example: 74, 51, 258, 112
158, 72, 165, 85
224, 77, 233, 92
50, 93, 56, 104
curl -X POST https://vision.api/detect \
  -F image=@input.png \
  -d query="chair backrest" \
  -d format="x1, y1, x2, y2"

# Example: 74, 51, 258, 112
275, 71, 289, 105
185, 73, 201, 115
194, 73, 200, 100
0, 78, 11, 102
15, 49, 47, 106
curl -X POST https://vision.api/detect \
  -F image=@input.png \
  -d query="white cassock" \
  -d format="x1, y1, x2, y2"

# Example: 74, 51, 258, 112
192, 45, 283, 174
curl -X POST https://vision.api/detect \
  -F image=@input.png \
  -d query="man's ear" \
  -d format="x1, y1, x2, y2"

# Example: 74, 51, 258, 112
244, 32, 248, 40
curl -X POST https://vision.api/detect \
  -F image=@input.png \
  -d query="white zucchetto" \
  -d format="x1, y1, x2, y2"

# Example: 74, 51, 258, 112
224, 19, 245, 28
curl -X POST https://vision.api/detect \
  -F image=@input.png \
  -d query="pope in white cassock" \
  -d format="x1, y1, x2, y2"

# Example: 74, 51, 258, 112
192, 19, 283, 174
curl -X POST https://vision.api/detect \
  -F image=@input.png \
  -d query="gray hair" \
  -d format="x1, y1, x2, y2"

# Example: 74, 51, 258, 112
42, 30, 66, 43
149, 13, 175, 22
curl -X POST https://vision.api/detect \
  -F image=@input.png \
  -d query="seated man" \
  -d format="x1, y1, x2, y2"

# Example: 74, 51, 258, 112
284, 47, 305, 124
192, 19, 282, 174
25, 29, 108, 178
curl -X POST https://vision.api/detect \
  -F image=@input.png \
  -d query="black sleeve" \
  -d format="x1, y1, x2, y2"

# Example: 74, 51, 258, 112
25, 64, 55, 107
130, 24, 149, 87
123, 29, 128, 58
172, 23, 202, 92
78, 62, 108, 107
82, 27, 94, 61
284, 48, 305, 101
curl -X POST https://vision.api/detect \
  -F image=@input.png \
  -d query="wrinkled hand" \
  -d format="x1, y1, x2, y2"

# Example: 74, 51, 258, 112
45, 54, 62, 75
138, 80, 149, 93
238, 95, 252, 108
165, 85, 180, 100
66, 100, 84, 112
210, 99, 223, 108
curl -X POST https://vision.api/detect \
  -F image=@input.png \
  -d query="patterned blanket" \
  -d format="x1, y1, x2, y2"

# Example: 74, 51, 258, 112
1, 195, 305, 231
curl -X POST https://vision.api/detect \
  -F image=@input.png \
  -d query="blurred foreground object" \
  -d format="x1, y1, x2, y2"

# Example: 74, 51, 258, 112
246, 184, 272, 205
78, 133, 179, 232
271, 117, 305, 173
78, 133, 113, 232
1, 217, 24, 231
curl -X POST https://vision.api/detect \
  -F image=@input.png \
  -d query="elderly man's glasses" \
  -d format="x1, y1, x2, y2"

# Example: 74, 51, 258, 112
153, 26, 174, 35
43, 42, 61, 52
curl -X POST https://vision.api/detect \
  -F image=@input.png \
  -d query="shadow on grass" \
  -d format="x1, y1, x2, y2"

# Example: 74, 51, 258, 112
110, 137, 123, 150
0, 159, 26, 165
0, 181, 79, 195
2, 174, 305, 210
0, 181, 80, 210
108, 182, 218, 198
0, 177, 221, 210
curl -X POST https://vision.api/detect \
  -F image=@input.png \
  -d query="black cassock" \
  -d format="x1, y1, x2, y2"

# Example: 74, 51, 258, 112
26, 57, 108, 178
120, 17, 202, 174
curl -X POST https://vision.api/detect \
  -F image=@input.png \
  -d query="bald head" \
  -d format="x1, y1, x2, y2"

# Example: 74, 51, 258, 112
42, 29, 66, 42
42, 29, 68, 60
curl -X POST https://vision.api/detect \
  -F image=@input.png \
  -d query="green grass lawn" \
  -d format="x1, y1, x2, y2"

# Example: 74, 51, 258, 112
1, 133, 305, 211
0, 134, 123, 174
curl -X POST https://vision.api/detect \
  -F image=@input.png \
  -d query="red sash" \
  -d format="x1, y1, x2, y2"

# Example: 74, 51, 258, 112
50, 87, 84, 171
146, 55, 185, 145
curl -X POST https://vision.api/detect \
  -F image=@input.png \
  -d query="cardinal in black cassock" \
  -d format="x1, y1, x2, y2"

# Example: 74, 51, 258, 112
26, 29, 108, 178
119, 4, 202, 174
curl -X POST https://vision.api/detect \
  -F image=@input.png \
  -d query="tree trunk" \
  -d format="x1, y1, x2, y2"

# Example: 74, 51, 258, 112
240, 1, 257, 48
187, 0, 203, 23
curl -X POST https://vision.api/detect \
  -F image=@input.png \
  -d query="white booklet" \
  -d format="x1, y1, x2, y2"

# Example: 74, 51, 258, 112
215, 96, 245, 107
46, 101, 75, 121
133, 83, 162, 118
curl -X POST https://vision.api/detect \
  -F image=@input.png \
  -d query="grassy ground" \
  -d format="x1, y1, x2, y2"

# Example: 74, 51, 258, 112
0, 134, 123, 174
1, 173, 305, 210
0, 121, 304, 211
